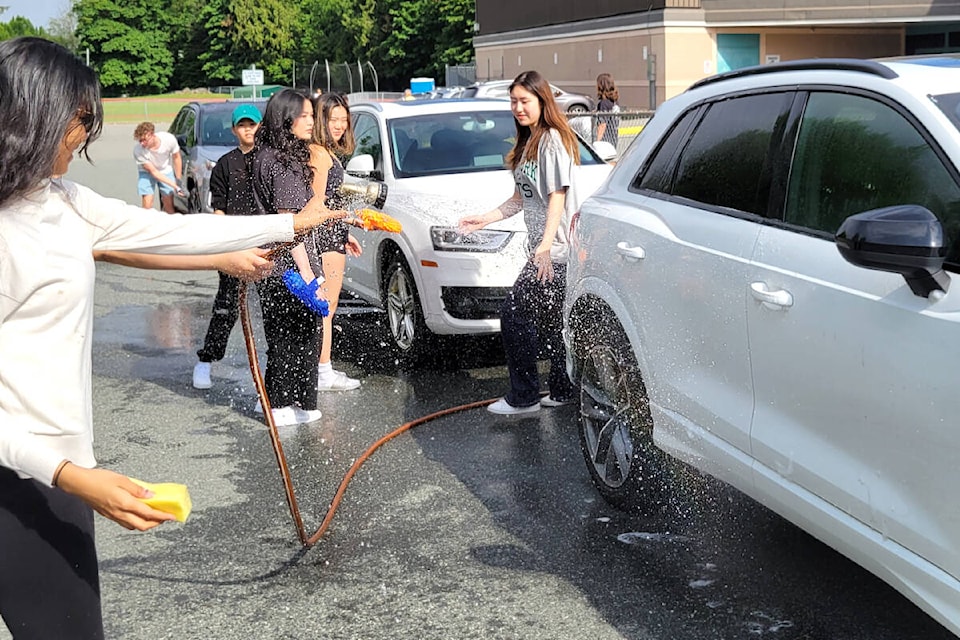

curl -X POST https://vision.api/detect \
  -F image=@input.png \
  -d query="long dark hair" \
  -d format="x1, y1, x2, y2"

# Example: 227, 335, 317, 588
255, 88, 313, 187
312, 92, 355, 157
505, 70, 579, 170
596, 73, 620, 103
0, 37, 103, 208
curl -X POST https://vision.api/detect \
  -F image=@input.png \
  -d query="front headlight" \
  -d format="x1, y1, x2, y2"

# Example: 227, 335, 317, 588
430, 226, 513, 252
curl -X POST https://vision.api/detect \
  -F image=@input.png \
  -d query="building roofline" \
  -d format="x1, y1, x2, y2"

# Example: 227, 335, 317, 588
475, 11, 960, 48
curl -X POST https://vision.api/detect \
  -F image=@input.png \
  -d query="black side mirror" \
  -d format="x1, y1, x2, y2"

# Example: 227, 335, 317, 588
835, 205, 949, 299
175, 134, 188, 149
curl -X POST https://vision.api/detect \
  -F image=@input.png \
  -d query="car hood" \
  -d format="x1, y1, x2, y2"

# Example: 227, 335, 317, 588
381, 164, 612, 231
384, 171, 522, 230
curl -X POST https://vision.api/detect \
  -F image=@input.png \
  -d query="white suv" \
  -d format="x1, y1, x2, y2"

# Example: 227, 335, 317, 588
344, 98, 611, 361
564, 57, 960, 636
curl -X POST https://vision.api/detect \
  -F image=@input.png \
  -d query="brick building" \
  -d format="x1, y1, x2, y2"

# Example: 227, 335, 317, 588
473, 0, 960, 108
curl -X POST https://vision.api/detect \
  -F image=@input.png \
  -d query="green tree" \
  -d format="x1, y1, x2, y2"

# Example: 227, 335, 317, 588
74, 0, 174, 95
48, 7, 80, 51
166, 0, 210, 88
374, 0, 474, 86
200, 0, 302, 86
0, 15, 45, 39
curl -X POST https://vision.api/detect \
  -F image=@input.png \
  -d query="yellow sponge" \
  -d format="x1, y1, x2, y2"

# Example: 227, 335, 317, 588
130, 478, 192, 522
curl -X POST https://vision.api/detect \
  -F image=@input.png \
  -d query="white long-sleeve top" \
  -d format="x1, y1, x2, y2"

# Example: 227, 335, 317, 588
0, 178, 295, 485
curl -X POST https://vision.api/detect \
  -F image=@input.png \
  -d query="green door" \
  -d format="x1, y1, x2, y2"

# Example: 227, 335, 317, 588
717, 34, 760, 73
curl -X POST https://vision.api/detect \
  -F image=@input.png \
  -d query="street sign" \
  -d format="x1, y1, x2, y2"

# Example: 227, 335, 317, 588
242, 69, 264, 86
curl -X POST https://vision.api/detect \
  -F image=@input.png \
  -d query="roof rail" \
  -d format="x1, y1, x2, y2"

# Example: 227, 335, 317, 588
688, 58, 898, 92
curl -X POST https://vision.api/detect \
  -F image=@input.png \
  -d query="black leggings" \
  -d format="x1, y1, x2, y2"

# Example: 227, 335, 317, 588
0, 468, 104, 640
255, 275, 321, 410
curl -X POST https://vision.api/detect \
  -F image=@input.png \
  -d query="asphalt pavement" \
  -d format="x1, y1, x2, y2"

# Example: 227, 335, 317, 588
1, 123, 952, 640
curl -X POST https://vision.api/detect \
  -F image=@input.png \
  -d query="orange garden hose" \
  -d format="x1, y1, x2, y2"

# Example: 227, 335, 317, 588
239, 283, 497, 548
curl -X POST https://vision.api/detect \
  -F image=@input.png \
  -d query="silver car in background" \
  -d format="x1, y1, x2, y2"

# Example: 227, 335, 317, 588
460, 80, 594, 113
168, 99, 266, 213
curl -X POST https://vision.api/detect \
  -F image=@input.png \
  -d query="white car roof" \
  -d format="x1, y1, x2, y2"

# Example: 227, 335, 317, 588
351, 98, 513, 117
685, 56, 960, 101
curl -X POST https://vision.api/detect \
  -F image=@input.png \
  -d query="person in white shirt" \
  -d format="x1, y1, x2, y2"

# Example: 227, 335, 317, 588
133, 121, 183, 213
0, 37, 342, 639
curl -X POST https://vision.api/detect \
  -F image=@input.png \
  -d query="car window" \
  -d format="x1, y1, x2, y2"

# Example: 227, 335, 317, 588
633, 107, 701, 194
169, 108, 188, 137
785, 92, 960, 262
352, 113, 383, 174
387, 110, 604, 179
671, 92, 793, 216
389, 111, 515, 177
199, 109, 235, 147
179, 109, 197, 148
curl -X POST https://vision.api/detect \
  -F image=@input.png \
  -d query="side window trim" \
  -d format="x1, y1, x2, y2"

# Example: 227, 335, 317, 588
628, 104, 703, 196
765, 91, 808, 221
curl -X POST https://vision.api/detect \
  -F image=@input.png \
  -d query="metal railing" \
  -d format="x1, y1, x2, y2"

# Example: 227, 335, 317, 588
566, 109, 654, 158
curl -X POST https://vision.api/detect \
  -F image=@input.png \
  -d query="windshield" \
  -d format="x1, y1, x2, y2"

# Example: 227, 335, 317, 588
199, 104, 263, 147
388, 111, 605, 178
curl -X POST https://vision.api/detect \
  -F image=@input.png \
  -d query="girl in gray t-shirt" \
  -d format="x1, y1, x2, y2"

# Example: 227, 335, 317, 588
459, 70, 582, 415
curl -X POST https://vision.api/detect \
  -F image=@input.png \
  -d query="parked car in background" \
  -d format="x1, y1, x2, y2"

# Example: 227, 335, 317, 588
343, 98, 612, 362
564, 57, 960, 637
168, 99, 266, 213
460, 80, 594, 113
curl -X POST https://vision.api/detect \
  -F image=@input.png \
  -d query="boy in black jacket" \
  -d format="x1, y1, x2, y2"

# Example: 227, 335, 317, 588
192, 104, 263, 389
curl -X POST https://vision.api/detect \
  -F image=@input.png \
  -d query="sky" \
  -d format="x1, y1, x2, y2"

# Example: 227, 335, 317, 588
2, 0, 70, 28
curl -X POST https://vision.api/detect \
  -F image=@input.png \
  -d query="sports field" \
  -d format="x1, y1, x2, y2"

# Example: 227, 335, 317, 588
103, 93, 226, 124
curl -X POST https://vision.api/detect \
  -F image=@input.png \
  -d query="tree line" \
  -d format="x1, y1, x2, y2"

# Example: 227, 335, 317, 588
0, 0, 475, 96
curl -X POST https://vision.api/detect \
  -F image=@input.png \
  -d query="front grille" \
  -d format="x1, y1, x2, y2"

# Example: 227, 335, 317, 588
441, 286, 510, 320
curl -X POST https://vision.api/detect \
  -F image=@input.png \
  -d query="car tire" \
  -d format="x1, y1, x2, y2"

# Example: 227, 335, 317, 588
567, 104, 588, 114
573, 312, 674, 513
382, 256, 433, 364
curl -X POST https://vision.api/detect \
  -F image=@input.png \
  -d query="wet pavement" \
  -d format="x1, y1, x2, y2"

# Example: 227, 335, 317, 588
5, 124, 951, 640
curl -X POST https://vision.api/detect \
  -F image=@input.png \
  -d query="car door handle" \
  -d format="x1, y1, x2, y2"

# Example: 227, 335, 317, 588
750, 282, 793, 309
616, 242, 646, 262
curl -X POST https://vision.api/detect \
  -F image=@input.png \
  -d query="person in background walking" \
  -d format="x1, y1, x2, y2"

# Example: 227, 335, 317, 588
133, 121, 183, 213
0, 37, 341, 639
594, 72, 621, 149
192, 104, 263, 390
458, 70, 581, 415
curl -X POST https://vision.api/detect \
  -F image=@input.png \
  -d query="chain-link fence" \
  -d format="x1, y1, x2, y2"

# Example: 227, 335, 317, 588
566, 109, 654, 158
445, 63, 476, 88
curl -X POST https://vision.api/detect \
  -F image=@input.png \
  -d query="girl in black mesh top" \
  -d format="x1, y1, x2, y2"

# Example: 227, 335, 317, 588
308, 93, 363, 391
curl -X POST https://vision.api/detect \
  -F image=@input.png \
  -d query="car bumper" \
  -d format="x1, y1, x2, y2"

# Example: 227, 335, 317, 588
417, 245, 526, 335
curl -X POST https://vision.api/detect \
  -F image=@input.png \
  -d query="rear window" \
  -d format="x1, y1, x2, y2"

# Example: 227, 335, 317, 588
388, 111, 604, 178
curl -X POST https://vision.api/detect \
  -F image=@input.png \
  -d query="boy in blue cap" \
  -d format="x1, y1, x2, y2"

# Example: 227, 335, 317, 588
192, 103, 263, 389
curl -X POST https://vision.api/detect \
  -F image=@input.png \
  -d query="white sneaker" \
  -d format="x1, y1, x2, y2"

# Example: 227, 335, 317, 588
294, 407, 323, 423
487, 398, 540, 415
269, 406, 299, 427
540, 395, 574, 408
192, 362, 212, 389
317, 371, 361, 391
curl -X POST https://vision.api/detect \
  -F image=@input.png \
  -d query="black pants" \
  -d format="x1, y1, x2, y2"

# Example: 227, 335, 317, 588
256, 275, 320, 410
500, 261, 575, 407
196, 272, 241, 363
0, 468, 104, 640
